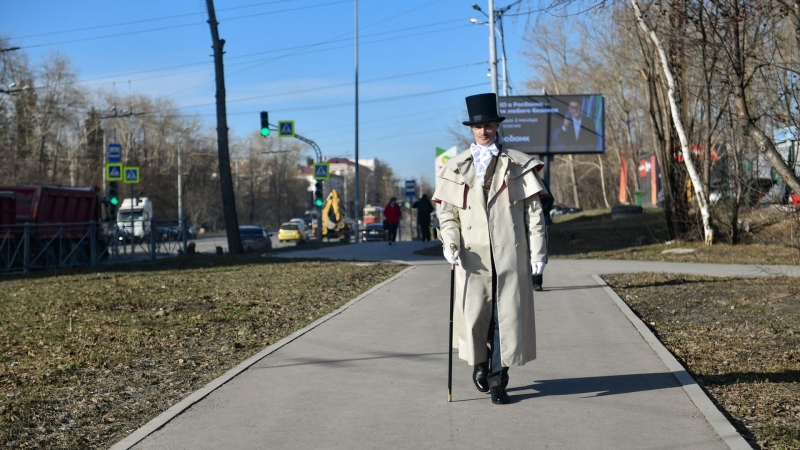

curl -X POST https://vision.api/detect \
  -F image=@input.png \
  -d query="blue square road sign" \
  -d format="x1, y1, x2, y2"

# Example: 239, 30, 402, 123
108, 144, 122, 163
123, 166, 140, 184
312, 162, 330, 181
106, 163, 123, 181
278, 120, 295, 138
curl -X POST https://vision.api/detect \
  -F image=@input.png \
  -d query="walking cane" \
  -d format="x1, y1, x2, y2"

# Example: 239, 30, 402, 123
447, 243, 457, 402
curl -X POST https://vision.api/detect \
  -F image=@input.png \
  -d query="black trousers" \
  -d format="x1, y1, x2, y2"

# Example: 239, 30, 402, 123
486, 256, 509, 388
418, 221, 431, 241
386, 223, 398, 242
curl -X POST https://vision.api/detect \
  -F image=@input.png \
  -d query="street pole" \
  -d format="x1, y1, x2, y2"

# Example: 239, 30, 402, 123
206, 0, 243, 255
488, 0, 498, 95
177, 144, 183, 222
499, 16, 508, 96
354, 0, 361, 243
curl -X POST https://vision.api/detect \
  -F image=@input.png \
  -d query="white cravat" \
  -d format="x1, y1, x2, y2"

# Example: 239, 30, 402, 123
470, 140, 499, 186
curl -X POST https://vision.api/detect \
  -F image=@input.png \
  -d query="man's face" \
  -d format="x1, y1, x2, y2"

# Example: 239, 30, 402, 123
470, 121, 499, 146
568, 102, 582, 119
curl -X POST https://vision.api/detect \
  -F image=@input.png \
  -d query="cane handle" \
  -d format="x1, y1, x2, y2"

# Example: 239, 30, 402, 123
449, 243, 457, 255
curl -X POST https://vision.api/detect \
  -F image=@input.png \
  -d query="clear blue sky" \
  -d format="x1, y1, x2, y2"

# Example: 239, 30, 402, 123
2, 0, 536, 182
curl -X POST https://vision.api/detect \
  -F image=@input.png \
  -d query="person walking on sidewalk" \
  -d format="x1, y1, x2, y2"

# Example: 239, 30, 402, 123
532, 179, 554, 291
383, 197, 402, 245
413, 194, 435, 242
433, 93, 548, 405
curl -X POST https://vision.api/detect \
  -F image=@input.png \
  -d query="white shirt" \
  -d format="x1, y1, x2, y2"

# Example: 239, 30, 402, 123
469, 140, 499, 186
572, 117, 582, 140
563, 117, 583, 140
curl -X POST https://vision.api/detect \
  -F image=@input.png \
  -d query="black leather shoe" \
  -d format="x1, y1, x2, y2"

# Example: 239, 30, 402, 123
490, 386, 511, 404
533, 284, 543, 291
473, 363, 489, 393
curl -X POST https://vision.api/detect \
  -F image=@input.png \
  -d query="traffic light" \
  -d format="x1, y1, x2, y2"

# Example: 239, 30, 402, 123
314, 181, 324, 207
260, 111, 270, 137
109, 182, 119, 206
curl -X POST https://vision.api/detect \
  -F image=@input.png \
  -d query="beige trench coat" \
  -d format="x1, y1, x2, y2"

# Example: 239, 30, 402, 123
432, 147, 547, 367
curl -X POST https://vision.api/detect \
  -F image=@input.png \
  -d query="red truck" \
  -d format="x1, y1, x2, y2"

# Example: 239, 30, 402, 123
0, 185, 110, 269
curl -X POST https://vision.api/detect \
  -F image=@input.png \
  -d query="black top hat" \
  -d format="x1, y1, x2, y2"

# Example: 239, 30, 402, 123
462, 93, 506, 126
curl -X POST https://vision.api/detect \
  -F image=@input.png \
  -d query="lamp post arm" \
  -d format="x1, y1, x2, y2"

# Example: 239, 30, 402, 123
293, 134, 323, 163
268, 122, 322, 162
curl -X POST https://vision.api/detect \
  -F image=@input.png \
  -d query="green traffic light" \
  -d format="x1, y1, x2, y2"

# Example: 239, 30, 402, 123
314, 198, 324, 207
261, 127, 270, 137
110, 197, 119, 206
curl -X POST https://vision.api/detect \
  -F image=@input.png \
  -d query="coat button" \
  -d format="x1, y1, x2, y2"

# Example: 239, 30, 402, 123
467, 226, 472, 230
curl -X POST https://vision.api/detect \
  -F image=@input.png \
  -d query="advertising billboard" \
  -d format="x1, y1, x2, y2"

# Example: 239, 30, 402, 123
498, 94, 605, 155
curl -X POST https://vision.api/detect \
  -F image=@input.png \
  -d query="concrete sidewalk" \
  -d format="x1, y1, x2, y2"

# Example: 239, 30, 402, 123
119, 245, 797, 449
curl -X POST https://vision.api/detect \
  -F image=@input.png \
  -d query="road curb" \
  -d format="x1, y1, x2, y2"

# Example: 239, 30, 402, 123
110, 264, 417, 450
590, 274, 752, 450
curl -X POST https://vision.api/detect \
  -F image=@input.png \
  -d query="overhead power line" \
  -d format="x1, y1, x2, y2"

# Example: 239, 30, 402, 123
13, 0, 294, 39
34, 18, 472, 89
172, 82, 486, 113
156, 82, 485, 118
18, 0, 352, 49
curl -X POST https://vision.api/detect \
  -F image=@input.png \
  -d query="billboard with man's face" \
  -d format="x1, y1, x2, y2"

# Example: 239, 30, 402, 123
498, 95, 605, 154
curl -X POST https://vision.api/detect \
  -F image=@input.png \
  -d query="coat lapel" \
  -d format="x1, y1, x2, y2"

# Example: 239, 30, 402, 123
455, 156, 477, 190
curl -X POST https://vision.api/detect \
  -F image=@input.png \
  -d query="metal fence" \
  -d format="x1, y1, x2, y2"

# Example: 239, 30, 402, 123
0, 218, 191, 274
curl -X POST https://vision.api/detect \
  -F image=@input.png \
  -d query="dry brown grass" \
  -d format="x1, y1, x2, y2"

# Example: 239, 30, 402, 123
0, 255, 403, 449
604, 273, 800, 449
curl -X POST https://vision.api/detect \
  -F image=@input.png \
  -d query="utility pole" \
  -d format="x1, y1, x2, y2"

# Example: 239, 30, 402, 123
178, 143, 183, 223
488, 0, 498, 95
354, 0, 361, 243
206, 0, 242, 255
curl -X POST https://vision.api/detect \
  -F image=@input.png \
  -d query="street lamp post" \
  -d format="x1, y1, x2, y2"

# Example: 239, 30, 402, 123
488, 0, 498, 95
178, 142, 183, 222
473, 3, 498, 94
472, 2, 515, 96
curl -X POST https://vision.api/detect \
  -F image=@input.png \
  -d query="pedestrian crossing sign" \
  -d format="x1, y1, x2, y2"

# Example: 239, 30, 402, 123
278, 120, 295, 138
123, 166, 140, 184
106, 163, 123, 181
312, 162, 330, 181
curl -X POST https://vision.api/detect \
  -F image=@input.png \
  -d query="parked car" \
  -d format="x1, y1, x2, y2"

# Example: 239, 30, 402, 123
239, 226, 273, 252
278, 222, 307, 243
361, 223, 388, 242
550, 203, 582, 218
160, 224, 198, 241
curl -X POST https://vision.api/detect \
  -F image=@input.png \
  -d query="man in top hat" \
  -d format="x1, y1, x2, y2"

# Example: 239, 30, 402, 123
433, 93, 548, 405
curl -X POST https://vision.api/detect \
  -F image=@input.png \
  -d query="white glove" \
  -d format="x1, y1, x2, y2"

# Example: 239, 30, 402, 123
444, 247, 460, 265
532, 261, 546, 276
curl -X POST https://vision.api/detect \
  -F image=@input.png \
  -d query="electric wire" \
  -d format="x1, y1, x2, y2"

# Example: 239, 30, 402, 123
13, 0, 294, 39
173, 82, 486, 113
18, 0, 352, 49
168, 22, 473, 96
33, 18, 473, 90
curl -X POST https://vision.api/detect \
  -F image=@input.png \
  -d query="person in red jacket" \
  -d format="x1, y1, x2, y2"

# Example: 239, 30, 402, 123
383, 197, 402, 245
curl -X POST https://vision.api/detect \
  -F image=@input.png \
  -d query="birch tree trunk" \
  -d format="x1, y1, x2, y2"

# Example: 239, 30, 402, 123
631, 0, 715, 244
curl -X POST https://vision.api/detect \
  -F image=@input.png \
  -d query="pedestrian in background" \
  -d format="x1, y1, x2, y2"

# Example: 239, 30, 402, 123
433, 93, 548, 405
431, 213, 439, 241
532, 179, 553, 291
413, 194, 435, 242
383, 197, 402, 245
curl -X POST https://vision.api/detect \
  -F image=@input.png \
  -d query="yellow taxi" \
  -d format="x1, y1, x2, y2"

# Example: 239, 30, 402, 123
278, 222, 307, 243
